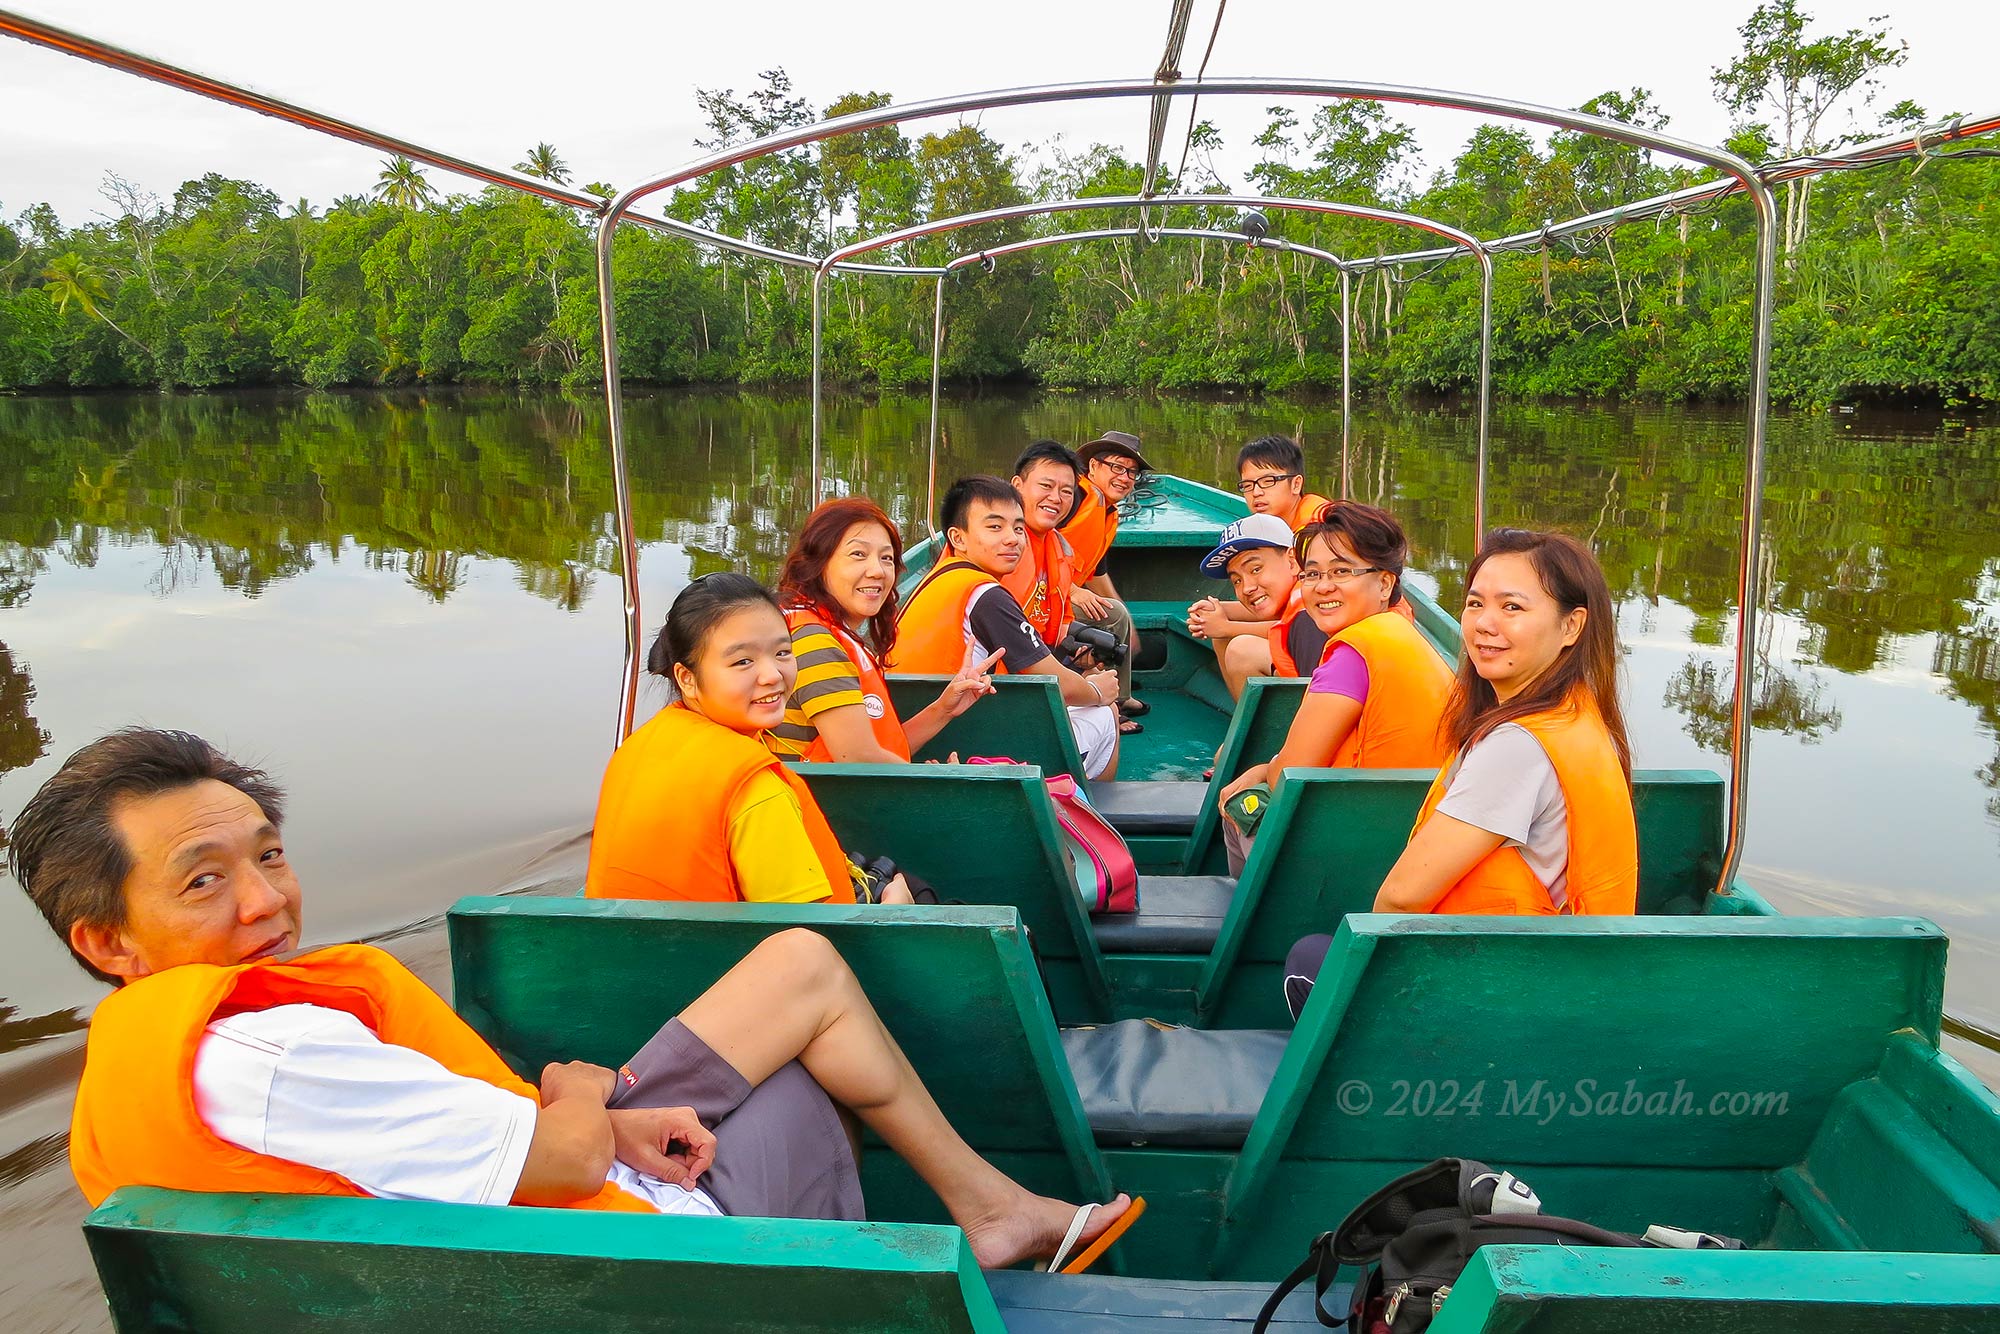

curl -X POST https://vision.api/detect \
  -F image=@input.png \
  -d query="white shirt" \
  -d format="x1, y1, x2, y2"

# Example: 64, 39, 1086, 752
191, 1003, 722, 1217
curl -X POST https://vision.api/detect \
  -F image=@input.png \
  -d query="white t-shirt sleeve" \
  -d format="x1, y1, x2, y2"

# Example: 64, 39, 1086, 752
192, 1003, 539, 1206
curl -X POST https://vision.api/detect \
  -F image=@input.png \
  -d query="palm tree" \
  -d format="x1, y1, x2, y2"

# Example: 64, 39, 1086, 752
373, 156, 436, 211
41, 252, 145, 350
515, 142, 572, 185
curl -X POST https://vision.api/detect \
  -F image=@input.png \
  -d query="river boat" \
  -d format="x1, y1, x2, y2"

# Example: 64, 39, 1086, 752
7, 8, 1999, 1332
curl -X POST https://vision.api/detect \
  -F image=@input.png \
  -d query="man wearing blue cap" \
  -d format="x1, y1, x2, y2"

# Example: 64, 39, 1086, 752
1187, 513, 1327, 701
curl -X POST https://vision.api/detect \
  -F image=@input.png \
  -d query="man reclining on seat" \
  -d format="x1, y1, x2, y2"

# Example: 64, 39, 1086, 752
6, 728, 1134, 1270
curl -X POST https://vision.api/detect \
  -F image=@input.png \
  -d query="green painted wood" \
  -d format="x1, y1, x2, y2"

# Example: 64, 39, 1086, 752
1180, 678, 1308, 876
1213, 914, 1958, 1272
886, 675, 1087, 779
447, 899, 1113, 1217
1194, 769, 1730, 1028
794, 763, 1114, 1023
1407, 589, 1466, 661
1789, 1038, 2000, 1253
86, 1187, 1007, 1333
1427, 1246, 2000, 1333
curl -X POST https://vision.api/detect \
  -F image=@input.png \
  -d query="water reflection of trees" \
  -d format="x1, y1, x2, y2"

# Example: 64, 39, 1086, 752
0, 643, 51, 779
2, 392, 1997, 715
1662, 657, 1846, 751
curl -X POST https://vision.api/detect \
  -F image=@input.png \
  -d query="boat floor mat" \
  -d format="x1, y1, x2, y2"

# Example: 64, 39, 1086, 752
988, 1269, 1338, 1330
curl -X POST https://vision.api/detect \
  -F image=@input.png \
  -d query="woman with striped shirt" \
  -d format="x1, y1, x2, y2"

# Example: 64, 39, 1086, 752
769, 497, 997, 763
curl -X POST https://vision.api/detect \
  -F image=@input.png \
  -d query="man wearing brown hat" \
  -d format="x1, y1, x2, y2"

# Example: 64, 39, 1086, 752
1063, 431, 1150, 729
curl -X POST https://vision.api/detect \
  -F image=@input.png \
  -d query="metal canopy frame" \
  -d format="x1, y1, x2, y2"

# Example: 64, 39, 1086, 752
6, 11, 1991, 916
804, 195, 1491, 537
587, 76, 1776, 908
922, 226, 1361, 519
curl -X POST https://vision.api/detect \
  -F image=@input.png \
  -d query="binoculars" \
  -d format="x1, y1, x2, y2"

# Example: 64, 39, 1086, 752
1059, 624, 1129, 672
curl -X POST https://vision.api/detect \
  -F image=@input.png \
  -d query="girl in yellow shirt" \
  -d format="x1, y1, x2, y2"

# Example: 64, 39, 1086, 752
587, 574, 915, 904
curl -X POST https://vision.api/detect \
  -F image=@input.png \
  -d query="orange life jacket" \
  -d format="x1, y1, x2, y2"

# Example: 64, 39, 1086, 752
890, 557, 1009, 675
1413, 689, 1638, 915
1060, 479, 1120, 583
1266, 585, 1313, 677
1269, 589, 1418, 677
67, 943, 653, 1212
1000, 526, 1074, 647
1320, 610, 1454, 768
781, 604, 911, 762
586, 703, 855, 902
1288, 492, 1336, 533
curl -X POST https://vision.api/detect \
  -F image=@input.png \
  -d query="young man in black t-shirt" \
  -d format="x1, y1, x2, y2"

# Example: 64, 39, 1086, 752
908, 476, 1121, 779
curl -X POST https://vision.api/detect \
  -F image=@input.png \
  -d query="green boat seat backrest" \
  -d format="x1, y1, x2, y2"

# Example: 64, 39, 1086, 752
886, 675, 1085, 779
1181, 678, 1307, 874
795, 762, 1113, 1022
1195, 768, 1729, 1028
1424, 1246, 2000, 1334
1774, 1032, 2000, 1254
85, 1189, 1010, 1334
1215, 914, 1948, 1270
447, 898, 1111, 1217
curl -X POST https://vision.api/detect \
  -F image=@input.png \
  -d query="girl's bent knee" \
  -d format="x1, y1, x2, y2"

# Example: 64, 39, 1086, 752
755, 928, 846, 991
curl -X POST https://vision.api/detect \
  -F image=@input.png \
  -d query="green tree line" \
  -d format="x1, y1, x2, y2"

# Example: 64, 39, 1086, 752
0, 3, 1992, 405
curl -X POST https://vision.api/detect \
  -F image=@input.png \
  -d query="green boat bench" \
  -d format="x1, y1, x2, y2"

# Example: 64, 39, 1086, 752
446, 901, 2000, 1294
797, 760, 1748, 1028
82, 903, 2000, 1330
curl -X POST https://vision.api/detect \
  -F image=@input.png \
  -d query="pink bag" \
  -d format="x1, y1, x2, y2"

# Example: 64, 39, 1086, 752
966, 758, 1139, 915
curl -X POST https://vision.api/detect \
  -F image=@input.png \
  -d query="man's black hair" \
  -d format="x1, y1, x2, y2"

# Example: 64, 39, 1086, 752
6, 728, 286, 984
940, 474, 1022, 537
1238, 434, 1305, 475
1011, 439, 1082, 482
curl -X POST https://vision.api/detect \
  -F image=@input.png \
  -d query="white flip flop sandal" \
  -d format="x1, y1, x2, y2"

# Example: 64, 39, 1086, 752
1039, 1203, 1099, 1273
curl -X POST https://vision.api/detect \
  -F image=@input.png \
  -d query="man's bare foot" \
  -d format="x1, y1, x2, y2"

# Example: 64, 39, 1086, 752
959, 1190, 1134, 1270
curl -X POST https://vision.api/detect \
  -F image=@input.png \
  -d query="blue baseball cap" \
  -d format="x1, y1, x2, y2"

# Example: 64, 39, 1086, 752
1199, 513, 1296, 577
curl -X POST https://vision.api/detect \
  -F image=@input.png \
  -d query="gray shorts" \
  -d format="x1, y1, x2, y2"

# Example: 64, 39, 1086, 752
607, 1018, 864, 1222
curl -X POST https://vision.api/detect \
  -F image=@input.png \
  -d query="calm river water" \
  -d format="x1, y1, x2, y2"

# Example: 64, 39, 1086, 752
1, 387, 1997, 1325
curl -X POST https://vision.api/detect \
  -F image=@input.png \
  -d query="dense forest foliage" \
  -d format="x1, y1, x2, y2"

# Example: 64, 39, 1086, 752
0, 2, 1992, 405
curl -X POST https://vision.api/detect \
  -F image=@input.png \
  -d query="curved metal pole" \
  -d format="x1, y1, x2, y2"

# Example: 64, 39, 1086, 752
811, 269, 826, 503
602, 78, 1766, 240
0, 9, 924, 275
943, 226, 1347, 273
1716, 178, 1780, 901
821, 192, 1484, 272
1340, 267, 1352, 500
1473, 250, 1494, 546
1352, 108, 2000, 272
593, 215, 645, 746
928, 276, 947, 529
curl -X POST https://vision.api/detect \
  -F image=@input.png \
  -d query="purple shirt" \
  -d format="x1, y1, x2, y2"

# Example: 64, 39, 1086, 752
1308, 642, 1369, 703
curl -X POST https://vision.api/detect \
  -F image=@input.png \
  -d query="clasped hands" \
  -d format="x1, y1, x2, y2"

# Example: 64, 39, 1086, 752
542, 1060, 717, 1191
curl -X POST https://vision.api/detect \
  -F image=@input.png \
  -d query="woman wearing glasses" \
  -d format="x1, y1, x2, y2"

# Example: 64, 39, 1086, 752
1279, 528, 1639, 1019
1235, 436, 1332, 532
1217, 502, 1453, 875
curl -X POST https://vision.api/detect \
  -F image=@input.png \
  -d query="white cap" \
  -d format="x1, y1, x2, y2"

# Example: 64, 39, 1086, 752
1200, 513, 1295, 577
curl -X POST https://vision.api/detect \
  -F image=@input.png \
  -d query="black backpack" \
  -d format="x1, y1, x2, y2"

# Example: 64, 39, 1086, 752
1251, 1158, 1743, 1333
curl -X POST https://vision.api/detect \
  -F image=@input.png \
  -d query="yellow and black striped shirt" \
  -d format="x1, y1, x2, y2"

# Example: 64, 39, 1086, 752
767, 621, 867, 758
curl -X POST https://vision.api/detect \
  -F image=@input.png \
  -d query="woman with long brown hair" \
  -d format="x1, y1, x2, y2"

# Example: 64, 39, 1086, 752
1281, 529, 1639, 1019
769, 497, 996, 763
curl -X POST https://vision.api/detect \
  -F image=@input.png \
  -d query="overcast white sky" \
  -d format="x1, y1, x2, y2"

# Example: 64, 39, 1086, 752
3, 0, 1993, 229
